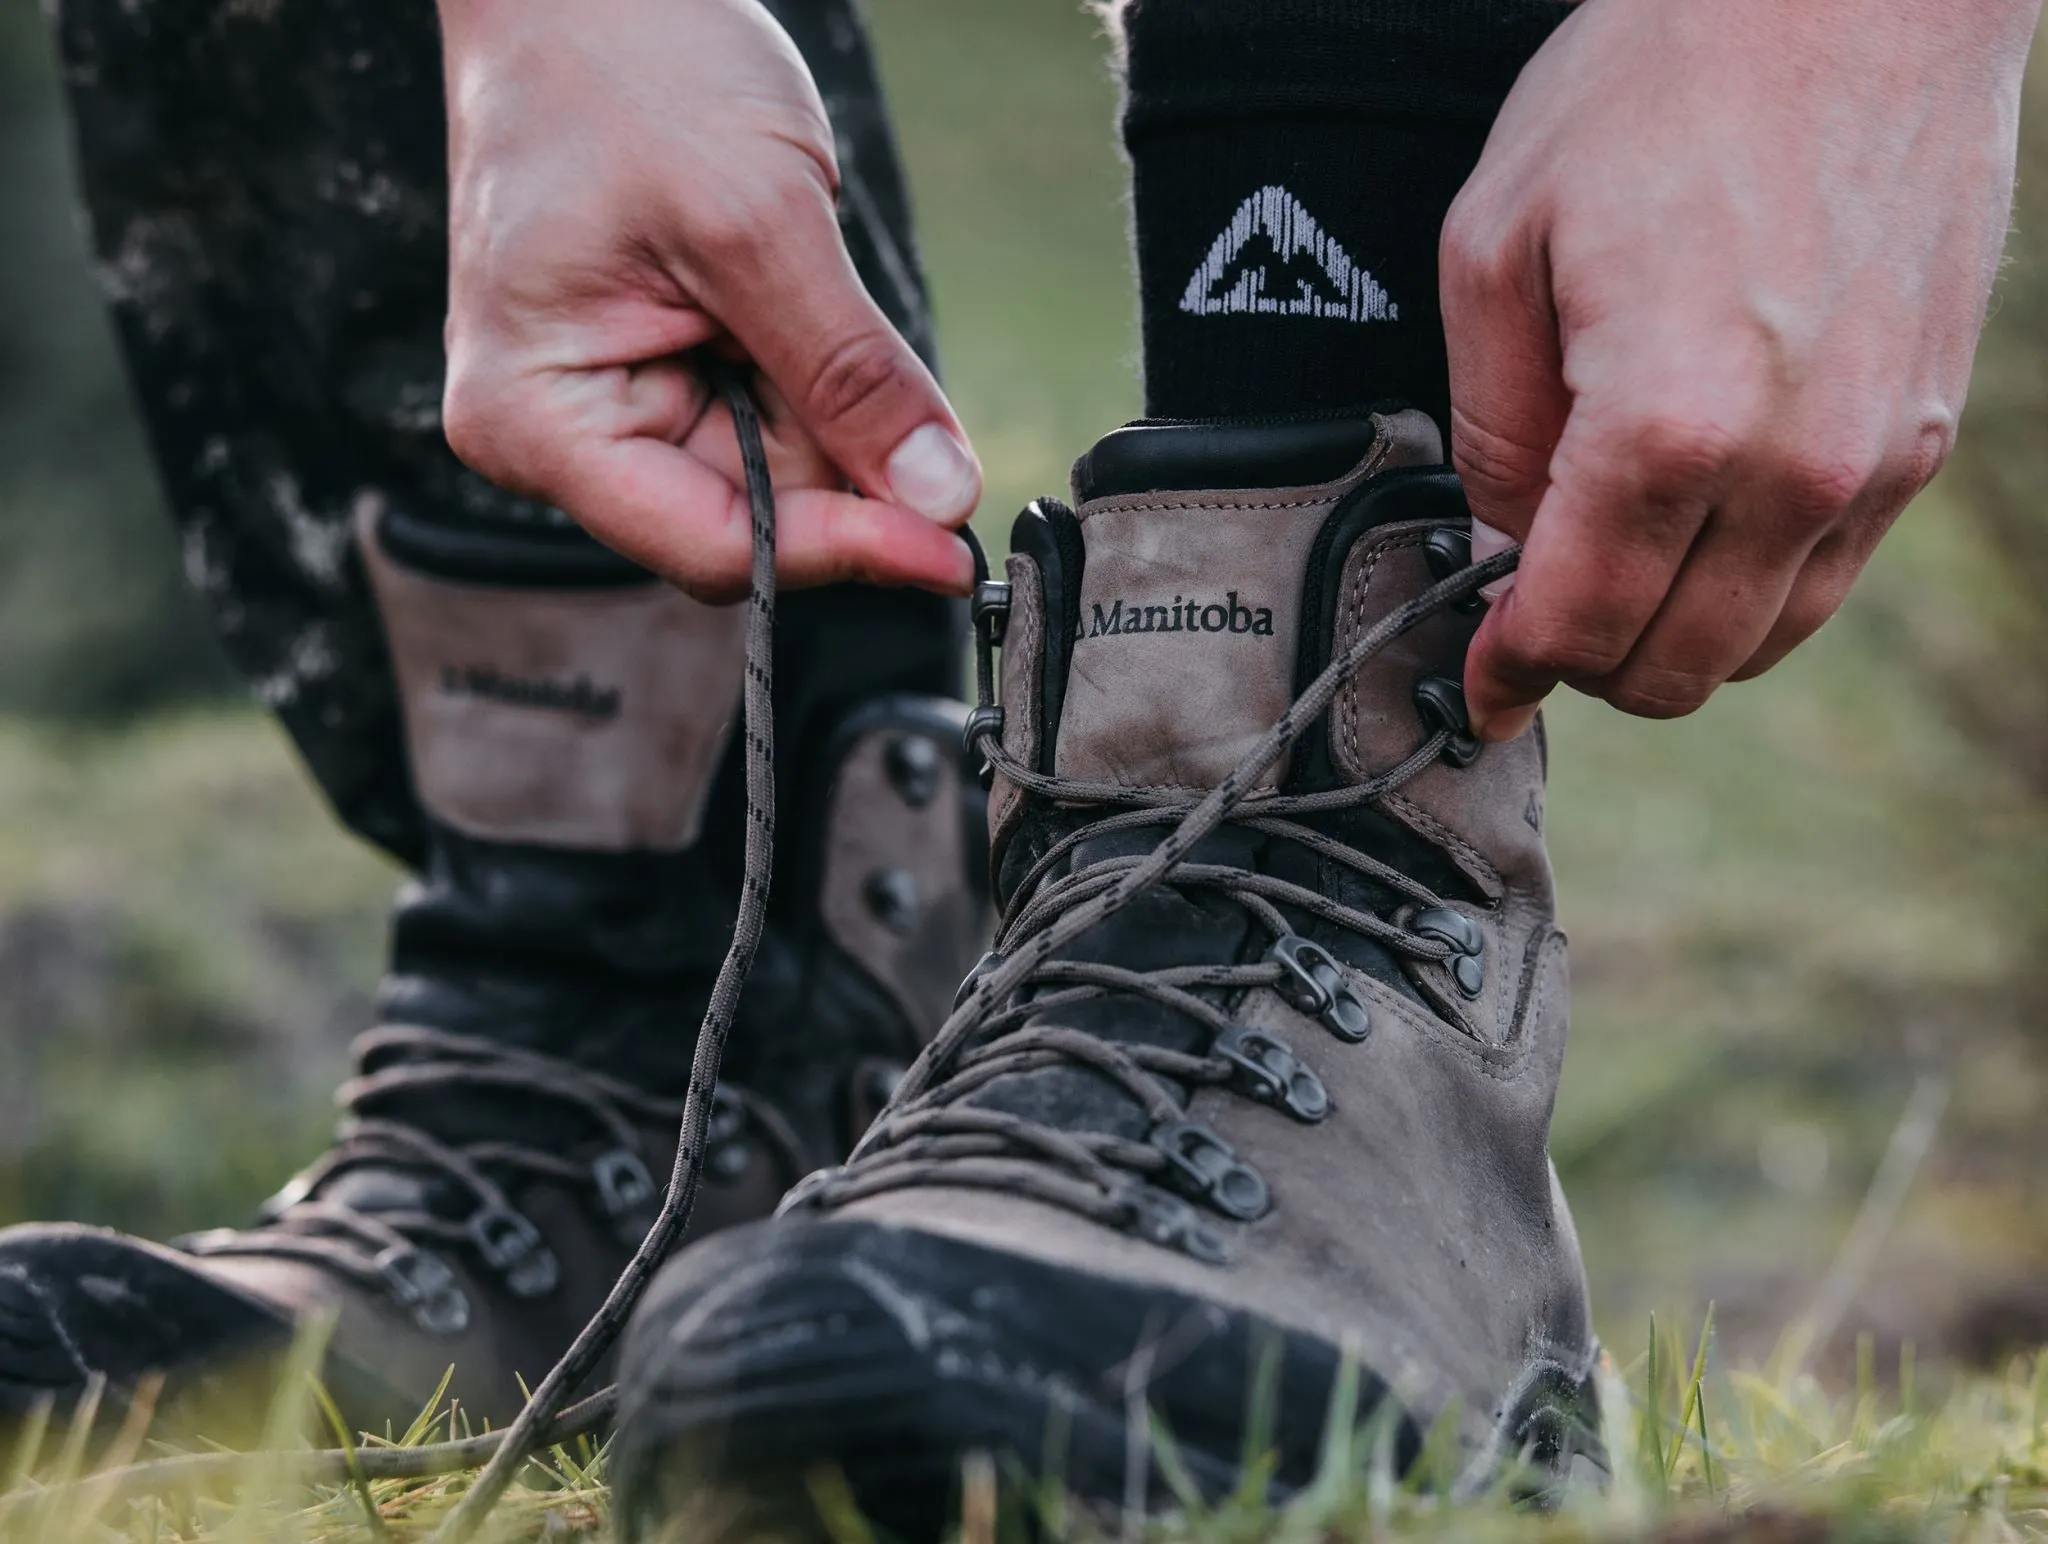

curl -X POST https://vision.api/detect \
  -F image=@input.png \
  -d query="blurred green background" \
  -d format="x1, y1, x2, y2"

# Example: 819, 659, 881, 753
1, 0, 2043, 1384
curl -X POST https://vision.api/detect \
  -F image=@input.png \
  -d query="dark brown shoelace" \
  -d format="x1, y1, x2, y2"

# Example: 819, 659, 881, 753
177, 1025, 804, 1334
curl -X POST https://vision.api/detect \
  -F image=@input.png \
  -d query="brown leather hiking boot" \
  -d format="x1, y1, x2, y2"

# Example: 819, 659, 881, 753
610, 413, 1601, 1539
0, 509, 988, 1441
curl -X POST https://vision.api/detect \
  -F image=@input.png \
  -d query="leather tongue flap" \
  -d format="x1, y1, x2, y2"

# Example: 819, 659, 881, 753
1055, 414, 1435, 793
357, 505, 745, 852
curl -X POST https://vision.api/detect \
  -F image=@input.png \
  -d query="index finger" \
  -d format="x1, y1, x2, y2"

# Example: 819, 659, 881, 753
553, 430, 973, 603
1463, 400, 1731, 738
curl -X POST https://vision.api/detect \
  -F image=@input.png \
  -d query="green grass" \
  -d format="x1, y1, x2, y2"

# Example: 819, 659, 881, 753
3, 1322, 2045, 1542
0, 710, 395, 1238
2, 0, 2046, 1537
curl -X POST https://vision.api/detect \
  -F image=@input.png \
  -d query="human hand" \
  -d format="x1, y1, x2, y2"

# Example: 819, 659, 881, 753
437, 0, 980, 602
1441, 0, 2039, 740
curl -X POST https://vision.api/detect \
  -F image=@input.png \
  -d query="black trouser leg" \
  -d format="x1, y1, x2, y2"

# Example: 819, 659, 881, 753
48, 0, 966, 1092
49, 0, 960, 869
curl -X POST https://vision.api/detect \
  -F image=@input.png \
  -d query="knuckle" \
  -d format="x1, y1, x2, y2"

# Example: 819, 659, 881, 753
1438, 221, 1493, 298
1495, 616, 1636, 684
665, 495, 753, 602
1779, 576, 1852, 646
1610, 405, 1745, 494
818, 500, 899, 586
1897, 411, 1957, 496
1572, 358, 1772, 501
801, 328, 913, 429
1777, 441, 1881, 524
1438, 188, 1515, 299
441, 368, 511, 482
687, 568, 752, 605
1452, 410, 1551, 506
1604, 668, 1715, 720
442, 370, 560, 498
691, 176, 809, 267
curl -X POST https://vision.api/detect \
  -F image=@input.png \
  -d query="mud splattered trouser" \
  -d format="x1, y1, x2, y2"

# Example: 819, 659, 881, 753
47, 0, 958, 870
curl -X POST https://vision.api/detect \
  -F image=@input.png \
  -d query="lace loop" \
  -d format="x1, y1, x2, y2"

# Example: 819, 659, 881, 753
1269, 934, 1374, 1042
376, 1244, 471, 1336
175, 1026, 798, 1324
1213, 1023, 1329, 1122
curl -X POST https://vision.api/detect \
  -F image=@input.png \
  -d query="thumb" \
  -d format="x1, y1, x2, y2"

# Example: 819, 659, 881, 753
1440, 206, 1570, 563
1439, 201, 1571, 739
701, 181, 981, 529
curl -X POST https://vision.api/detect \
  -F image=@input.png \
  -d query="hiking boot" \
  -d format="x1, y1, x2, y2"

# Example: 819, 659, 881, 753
0, 510, 988, 1441
611, 412, 1601, 1540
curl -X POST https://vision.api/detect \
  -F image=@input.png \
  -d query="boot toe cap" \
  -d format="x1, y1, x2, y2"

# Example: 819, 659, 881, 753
0, 1223, 295, 1424
612, 1215, 1418, 1541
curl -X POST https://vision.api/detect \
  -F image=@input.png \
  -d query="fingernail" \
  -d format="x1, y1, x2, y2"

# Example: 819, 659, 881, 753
1471, 518, 1519, 602
887, 422, 980, 525
1474, 703, 1539, 744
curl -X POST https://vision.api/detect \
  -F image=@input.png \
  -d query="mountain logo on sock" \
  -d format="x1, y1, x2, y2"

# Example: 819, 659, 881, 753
1179, 186, 1398, 323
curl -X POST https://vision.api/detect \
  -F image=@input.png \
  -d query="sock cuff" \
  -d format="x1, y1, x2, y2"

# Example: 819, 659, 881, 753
1121, 0, 1577, 139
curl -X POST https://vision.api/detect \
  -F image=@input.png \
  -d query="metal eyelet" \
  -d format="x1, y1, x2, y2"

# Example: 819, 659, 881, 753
962, 706, 1006, 790
1120, 1183, 1231, 1265
1411, 905, 1487, 999
593, 1146, 657, 1217
952, 949, 1005, 1010
1413, 677, 1483, 768
862, 867, 921, 934
465, 1203, 560, 1299
1425, 526, 1487, 614
972, 578, 1012, 647
1268, 934, 1373, 1043
963, 527, 1010, 793
861, 1060, 906, 1108
375, 1245, 471, 1336
775, 1167, 838, 1216
703, 1085, 755, 1181
707, 1143, 752, 1182
707, 1086, 746, 1145
1214, 1024, 1330, 1123
884, 734, 942, 808
1150, 1120, 1271, 1221
593, 1146, 659, 1244
254, 1174, 314, 1223
847, 1056, 907, 1145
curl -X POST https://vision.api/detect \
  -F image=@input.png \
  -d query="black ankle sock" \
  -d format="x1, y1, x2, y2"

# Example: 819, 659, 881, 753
1121, 0, 1574, 433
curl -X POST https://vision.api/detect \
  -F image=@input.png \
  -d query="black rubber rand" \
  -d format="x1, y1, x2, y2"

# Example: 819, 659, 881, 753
0, 1225, 397, 1438
0, 1227, 290, 1421
609, 1218, 1418, 1541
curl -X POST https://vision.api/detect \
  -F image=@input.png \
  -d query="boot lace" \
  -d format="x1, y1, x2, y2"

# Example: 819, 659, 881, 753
784, 536, 1518, 1262
177, 1025, 805, 1335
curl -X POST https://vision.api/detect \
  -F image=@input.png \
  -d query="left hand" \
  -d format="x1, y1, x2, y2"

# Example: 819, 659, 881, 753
438, 0, 981, 604
1441, 0, 2039, 741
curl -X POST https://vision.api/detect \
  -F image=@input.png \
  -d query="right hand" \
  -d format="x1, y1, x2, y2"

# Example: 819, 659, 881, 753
437, 0, 981, 602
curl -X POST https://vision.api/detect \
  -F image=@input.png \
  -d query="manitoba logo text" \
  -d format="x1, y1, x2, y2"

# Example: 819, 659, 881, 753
1083, 592, 1275, 640
440, 664, 621, 721
1180, 186, 1397, 323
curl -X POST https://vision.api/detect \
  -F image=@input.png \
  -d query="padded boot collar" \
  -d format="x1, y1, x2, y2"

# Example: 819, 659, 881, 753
1071, 413, 1415, 503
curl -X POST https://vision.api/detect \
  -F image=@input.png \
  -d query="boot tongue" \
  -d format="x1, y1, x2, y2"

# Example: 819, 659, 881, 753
954, 411, 1448, 1149
1054, 411, 1442, 793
